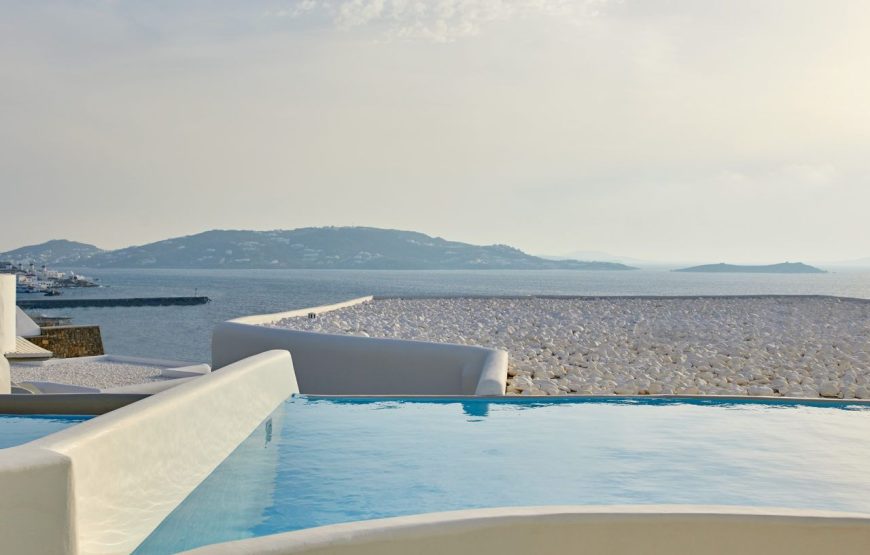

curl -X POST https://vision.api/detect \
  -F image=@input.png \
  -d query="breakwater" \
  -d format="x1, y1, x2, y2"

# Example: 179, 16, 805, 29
18, 296, 210, 309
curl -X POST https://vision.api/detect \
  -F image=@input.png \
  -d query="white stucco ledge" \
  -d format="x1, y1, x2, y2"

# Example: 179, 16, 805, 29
229, 296, 375, 325
213, 297, 508, 396
182, 505, 870, 555
0, 349, 298, 555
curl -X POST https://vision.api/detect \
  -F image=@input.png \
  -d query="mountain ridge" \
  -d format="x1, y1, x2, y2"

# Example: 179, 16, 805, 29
0, 228, 636, 271
0, 239, 104, 266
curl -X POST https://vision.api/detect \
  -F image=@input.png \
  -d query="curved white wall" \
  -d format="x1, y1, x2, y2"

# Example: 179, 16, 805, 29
0, 349, 298, 555
214, 323, 507, 395
213, 298, 508, 396
230, 296, 375, 326
182, 505, 870, 555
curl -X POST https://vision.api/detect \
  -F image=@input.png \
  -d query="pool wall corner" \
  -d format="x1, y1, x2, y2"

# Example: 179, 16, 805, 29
0, 446, 75, 554
212, 297, 508, 396
0, 349, 298, 555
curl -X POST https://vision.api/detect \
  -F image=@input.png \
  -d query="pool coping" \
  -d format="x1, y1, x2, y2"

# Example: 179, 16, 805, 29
299, 393, 870, 405
373, 293, 870, 302
0, 350, 297, 555
179, 505, 870, 555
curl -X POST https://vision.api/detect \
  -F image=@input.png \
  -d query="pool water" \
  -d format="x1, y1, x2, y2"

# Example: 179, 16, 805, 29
0, 414, 91, 448
136, 397, 870, 554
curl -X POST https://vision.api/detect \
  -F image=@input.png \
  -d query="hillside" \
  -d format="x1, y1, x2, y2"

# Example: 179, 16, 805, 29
2, 228, 636, 270
674, 262, 826, 274
0, 239, 104, 266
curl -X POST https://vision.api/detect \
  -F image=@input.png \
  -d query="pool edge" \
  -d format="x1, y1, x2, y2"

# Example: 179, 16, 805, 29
179, 505, 870, 555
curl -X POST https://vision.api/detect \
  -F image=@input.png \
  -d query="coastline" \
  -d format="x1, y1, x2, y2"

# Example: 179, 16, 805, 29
269, 295, 870, 399
21, 267, 870, 364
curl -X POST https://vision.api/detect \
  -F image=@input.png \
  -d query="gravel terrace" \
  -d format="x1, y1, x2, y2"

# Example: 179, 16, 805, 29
269, 296, 870, 399
11, 359, 171, 389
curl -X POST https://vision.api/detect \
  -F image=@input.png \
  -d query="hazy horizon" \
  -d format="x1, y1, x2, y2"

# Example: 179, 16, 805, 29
3, 1, 868, 263
3, 227, 869, 267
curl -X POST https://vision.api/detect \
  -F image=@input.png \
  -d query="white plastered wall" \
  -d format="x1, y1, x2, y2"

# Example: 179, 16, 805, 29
182, 505, 870, 555
0, 349, 298, 555
0, 275, 15, 393
15, 306, 41, 338
213, 297, 507, 396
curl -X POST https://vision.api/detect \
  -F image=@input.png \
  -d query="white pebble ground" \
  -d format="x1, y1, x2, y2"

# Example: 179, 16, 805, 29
11, 360, 169, 389
270, 296, 870, 399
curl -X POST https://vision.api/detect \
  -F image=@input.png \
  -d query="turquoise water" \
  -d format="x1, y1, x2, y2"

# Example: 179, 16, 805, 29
0, 414, 91, 448
136, 397, 870, 554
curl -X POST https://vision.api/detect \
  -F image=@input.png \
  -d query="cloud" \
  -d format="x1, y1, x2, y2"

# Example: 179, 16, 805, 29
779, 163, 837, 190
282, 0, 610, 42
708, 163, 839, 198
266, 0, 320, 18
2, 0, 868, 261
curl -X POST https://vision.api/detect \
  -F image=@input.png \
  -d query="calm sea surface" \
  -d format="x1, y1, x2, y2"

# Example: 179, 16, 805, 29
20, 268, 870, 363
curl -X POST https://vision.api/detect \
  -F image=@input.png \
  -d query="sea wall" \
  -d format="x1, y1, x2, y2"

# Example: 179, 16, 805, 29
0, 349, 298, 555
29, 325, 104, 358
17, 296, 210, 309
183, 506, 870, 555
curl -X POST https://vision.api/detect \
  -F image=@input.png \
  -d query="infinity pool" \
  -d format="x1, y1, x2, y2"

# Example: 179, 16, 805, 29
0, 414, 91, 448
136, 397, 870, 554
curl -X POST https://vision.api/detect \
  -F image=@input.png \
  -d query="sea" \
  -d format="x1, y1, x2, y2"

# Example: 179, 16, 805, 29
19, 268, 870, 364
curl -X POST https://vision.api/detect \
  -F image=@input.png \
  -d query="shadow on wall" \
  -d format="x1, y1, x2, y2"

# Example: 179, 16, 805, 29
212, 320, 507, 396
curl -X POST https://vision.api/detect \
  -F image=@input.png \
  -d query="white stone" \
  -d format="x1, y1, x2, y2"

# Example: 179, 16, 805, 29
819, 381, 841, 398
747, 385, 775, 396
270, 296, 870, 399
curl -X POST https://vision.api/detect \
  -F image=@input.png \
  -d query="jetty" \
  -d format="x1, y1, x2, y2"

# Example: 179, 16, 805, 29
17, 296, 210, 309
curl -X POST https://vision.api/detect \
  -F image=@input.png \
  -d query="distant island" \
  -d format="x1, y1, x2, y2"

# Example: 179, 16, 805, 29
674, 262, 826, 274
0, 228, 637, 271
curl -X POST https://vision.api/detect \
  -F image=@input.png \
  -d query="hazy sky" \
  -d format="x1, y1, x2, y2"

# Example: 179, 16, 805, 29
2, 0, 868, 262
